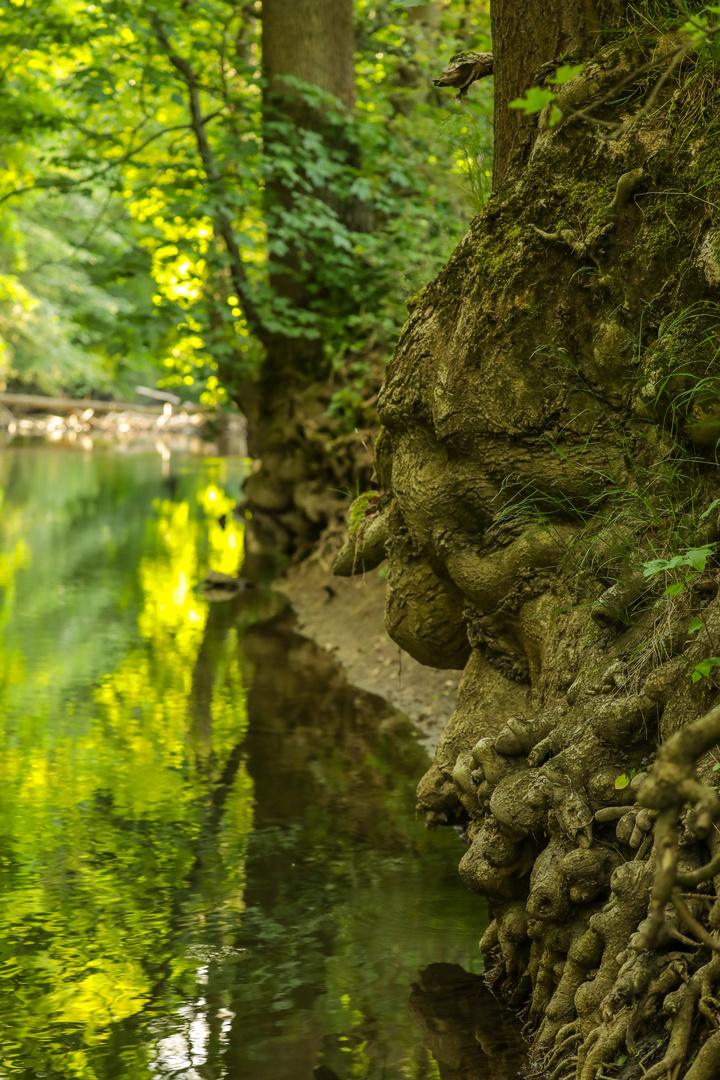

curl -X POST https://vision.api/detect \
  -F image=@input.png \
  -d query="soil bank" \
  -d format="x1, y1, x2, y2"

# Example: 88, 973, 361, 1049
279, 557, 460, 752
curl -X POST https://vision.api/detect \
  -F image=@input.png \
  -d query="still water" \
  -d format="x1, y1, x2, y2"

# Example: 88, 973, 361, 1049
0, 447, 527, 1080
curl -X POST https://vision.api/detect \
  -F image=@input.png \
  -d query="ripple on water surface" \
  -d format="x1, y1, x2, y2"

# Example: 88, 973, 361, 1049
0, 447, 528, 1079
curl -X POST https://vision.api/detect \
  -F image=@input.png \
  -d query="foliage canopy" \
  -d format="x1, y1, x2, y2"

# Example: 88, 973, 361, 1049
0, 0, 492, 410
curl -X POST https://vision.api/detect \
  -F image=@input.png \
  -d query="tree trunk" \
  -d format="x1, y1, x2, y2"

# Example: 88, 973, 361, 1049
491, 0, 599, 186
337, 3, 720, 1076
239, 0, 369, 563
261, 0, 355, 388
262, 0, 355, 111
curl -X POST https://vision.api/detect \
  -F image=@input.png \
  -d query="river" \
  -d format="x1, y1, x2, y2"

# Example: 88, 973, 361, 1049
0, 445, 527, 1080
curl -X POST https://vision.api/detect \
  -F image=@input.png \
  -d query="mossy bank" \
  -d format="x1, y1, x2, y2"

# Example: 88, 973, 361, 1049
336, 23, 720, 1080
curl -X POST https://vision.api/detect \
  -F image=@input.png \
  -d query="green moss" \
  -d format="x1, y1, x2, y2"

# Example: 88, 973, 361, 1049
349, 491, 376, 536
405, 285, 428, 314
689, 139, 720, 200
481, 219, 530, 288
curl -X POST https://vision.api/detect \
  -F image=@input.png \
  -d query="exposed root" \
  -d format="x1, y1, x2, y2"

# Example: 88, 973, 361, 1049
685, 1029, 720, 1079
637, 706, 720, 951
549, 1055, 578, 1080
543, 1030, 582, 1070
641, 982, 696, 1080
672, 888, 720, 952
579, 1011, 631, 1080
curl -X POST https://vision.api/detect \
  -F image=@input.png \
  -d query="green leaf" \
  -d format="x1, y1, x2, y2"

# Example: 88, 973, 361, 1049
688, 619, 705, 635
685, 544, 715, 572
700, 498, 720, 521
691, 657, 720, 683
509, 87, 556, 115
643, 544, 715, 578
643, 557, 675, 577
553, 63, 584, 86
549, 103, 563, 127
614, 774, 630, 790
663, 581, 686, 597
681, 14, 710, 42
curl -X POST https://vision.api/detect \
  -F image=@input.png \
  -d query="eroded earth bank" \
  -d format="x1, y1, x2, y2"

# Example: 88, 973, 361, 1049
334, 12, 720, 1080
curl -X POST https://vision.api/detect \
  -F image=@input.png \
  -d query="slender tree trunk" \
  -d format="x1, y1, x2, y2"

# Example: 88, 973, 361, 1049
262, 0, 355, 110
260, 0, 356, 389
238, 0, 362, 559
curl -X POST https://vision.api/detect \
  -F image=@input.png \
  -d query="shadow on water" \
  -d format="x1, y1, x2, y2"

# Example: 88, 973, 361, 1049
410, 964, 529, 1080
0, 446, 528, 1080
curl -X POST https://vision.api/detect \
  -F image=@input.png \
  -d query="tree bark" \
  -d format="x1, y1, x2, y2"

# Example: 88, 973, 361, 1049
236, 0, 366, 561
491, 0, 600, 187
260, 0, 356, 389
262, 0, 355, 111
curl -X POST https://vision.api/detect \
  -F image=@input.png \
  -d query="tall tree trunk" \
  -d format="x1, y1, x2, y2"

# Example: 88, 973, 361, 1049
262, 0, 355, 111
260, 0, 356, 385
240, 0, 366, 561
150, 1, 367, 561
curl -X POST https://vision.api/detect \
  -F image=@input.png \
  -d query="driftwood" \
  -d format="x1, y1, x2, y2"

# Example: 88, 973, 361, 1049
0, 392, 204, 416
0, 391, 246, 457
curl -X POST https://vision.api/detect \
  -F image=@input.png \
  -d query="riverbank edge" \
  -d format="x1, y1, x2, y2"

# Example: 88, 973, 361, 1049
277, 557, 460, 754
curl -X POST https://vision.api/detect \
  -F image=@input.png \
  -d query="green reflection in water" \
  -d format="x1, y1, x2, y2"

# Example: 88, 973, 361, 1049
0, 450, 251, 1078
0, 449, 521, 1080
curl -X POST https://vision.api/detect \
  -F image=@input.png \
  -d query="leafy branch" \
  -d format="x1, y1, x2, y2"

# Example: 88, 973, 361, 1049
642, 545, 720, 684
0, 121, 199, 207
149, 13, 268, 352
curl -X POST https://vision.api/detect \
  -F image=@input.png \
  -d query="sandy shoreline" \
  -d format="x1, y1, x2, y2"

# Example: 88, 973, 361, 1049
278, 558, 460, 754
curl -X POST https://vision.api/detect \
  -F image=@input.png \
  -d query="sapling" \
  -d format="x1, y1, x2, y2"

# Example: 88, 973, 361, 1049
642, 544, 720, 683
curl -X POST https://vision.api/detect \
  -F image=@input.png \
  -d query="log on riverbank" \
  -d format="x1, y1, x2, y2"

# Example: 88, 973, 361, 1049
0, 392, 205, 416
0, 392, 246, 456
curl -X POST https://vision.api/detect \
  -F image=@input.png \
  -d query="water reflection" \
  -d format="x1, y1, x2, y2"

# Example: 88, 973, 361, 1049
410, 964, 528, 1080
0, 447, 526, 1079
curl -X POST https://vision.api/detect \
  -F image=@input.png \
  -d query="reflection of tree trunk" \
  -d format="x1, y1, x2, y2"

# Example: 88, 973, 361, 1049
186, 602, 251, 902
409, 963, 527, 1080
189, 603, 236, 769
222, 619, 412, 1080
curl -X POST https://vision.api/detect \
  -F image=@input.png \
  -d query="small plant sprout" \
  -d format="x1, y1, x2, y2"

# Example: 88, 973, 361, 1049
691, 657, 720, 684
509, 64, 584, 127
643, 545, 720, 683
642, 544, 715, 596
700, 499, 720, 522
615, 768, 638, 790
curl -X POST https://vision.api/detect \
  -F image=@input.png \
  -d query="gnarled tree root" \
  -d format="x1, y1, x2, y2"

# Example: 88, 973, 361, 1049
570, 706, 720, 1080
